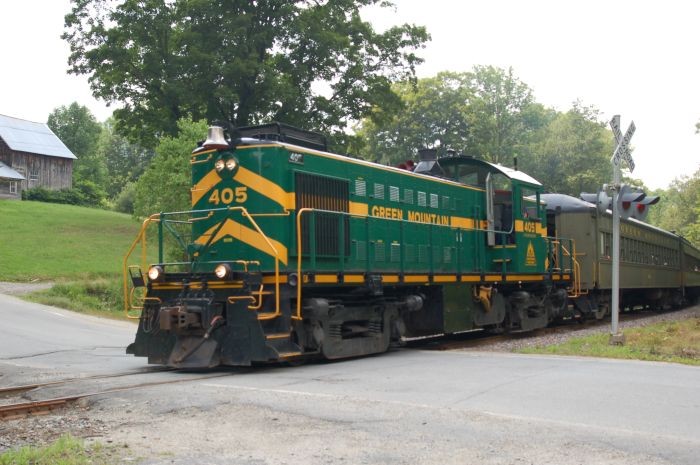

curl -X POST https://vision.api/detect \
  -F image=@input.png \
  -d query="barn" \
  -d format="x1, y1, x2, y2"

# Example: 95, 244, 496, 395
0, 114, 76, 199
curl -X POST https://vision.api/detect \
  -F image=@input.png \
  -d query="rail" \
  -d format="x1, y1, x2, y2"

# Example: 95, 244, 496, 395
122, 206, 282, 321
547, 237, 582, 296
122, 214, 160, 319
294, 207, 520, 320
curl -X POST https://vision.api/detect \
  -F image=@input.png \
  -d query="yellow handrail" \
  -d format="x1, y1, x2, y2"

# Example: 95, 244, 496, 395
190, 154, 212, 164
122, 214, 160, 319
553, 239, 584, 297
122, 208, 283, 321
295, 208, 314, 320
226, 206, 281, 320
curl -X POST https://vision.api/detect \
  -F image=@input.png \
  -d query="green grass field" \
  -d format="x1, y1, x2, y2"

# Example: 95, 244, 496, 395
0, 200, 143, 281
0, 200, 151, 317
519, 317, 700, 366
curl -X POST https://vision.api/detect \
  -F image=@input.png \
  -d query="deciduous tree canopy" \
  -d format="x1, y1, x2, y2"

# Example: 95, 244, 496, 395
355, 67, 550, 167
648, 168, 700, 247
47, 103, 108, 204
63, 0, 428, 149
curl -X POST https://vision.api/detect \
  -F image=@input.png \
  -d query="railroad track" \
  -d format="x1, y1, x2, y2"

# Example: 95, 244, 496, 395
408, 307, 686, 352
0, 367, 173, 398
0, 369, 233, 421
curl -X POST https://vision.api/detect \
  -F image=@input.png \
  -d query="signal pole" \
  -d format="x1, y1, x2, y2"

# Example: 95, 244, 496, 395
608, 115, 635, 345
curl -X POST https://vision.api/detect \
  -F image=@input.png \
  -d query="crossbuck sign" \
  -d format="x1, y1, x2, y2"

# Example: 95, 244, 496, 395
610, 115, 636, 172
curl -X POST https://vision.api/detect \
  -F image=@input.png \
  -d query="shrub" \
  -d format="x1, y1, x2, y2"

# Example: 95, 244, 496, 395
114, 181, 136, 214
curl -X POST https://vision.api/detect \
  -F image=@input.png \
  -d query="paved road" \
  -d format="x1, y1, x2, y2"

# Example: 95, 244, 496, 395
1, 293, 699, 464
0, 293, 139, 380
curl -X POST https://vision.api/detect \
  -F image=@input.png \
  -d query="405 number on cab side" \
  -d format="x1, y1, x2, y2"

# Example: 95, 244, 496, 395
208, 187, 248, 205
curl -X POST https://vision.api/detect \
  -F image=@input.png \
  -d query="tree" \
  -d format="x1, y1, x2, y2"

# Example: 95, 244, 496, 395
523, 102, 614, 195
63, 0, 429, 149
96, 118, 154, 199
464, 66, 548, 165
47, 103, 108, 204
356, 72, 474, 164
355, 67, 549, 166
133, 118, 208, 218
648, 168, 700, 247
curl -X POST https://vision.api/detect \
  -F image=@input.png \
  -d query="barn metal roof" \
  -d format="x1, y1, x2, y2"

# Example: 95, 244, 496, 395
0, 161, 25, 180
0, 114, 76, 159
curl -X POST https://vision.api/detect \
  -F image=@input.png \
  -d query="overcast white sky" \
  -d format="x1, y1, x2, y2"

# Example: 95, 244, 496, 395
1, 0, 699, 189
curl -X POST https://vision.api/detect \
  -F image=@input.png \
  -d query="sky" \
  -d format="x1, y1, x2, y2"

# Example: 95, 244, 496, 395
1, 0, 699, 190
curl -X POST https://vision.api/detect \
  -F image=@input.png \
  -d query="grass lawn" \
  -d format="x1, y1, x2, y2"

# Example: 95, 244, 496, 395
0, 200, 143, 281
0, 200, 154, 317
519, 317, 700, 366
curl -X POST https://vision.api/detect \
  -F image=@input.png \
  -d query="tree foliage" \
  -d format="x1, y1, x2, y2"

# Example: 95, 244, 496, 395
133, 118, 208, 218
523, 102, 614, 195
465, 66, 548, 165
648, 168, 700, 247
355, 72, 473, 163
63, 0, 429, 149
47, 102, 108, 205
356, 67, 550, 167
96, 118, 154, 199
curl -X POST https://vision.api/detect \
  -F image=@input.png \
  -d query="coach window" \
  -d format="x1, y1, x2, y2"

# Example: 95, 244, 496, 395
601, 232, 611, 259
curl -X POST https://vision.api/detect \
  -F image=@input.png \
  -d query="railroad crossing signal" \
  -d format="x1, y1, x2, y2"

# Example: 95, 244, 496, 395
610, 115, 636, 172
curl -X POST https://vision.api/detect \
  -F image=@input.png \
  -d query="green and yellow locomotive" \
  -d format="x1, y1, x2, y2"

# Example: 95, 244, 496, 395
124, 123, 576, 368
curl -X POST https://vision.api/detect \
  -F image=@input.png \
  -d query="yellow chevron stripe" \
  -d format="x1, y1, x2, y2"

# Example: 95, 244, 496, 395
191, 170, 222, 206
234, 166, 295, 210
195, 219, 288, 265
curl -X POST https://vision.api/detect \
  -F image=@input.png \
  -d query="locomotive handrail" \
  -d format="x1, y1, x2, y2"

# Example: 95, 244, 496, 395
546, 237, 582, 297
123, 214, 161, 318
225, 206, 281, 320
295, 208, 313, 320
123, 206, 282, 321
294, 207, 489, 320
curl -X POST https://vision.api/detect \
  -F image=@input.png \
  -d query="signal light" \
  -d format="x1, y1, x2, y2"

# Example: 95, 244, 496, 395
629, 195, 659, 221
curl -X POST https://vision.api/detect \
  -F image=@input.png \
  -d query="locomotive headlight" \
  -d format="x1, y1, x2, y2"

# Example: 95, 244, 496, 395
214, 263, 232, 280
214, 159, 225, 172
225, 158, 238, 171
147, 265, 164, 282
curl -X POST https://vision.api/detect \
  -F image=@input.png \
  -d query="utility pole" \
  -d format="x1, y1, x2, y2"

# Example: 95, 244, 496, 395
608, 115, 636, 345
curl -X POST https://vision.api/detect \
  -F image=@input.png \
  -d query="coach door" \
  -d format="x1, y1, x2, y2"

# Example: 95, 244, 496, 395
485, 172, 514, 247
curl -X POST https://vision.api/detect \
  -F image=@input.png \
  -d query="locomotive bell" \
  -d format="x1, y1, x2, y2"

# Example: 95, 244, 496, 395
203, 126, 229, 149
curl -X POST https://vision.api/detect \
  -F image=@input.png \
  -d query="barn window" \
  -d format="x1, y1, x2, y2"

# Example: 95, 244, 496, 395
29, 170, 39, 182
9, 181, 17, 194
